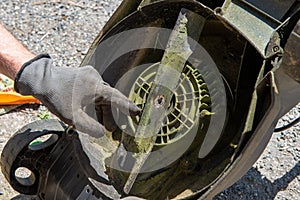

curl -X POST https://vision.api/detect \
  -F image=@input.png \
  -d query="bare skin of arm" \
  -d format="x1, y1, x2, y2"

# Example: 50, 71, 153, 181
0, 24, 35, 79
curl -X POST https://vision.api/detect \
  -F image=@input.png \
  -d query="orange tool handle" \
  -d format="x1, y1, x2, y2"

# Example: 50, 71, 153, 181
0, 92, 40, 105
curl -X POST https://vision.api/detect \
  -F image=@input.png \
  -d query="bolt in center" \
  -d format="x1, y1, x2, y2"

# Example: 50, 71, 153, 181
154, 95, 165, 108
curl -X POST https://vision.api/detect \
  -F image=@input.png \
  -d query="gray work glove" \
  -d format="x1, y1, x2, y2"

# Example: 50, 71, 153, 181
14, 54, 140, 137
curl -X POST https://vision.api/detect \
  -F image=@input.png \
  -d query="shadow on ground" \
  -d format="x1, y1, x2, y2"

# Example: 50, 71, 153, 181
214, 161, 300, 199
9, 162, 299, 199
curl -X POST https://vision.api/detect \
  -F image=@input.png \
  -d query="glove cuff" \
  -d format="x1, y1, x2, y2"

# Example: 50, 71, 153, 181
14, 54, 51, 93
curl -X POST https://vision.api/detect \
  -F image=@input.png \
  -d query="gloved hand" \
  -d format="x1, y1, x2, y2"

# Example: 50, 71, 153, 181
14, 54, 140, 137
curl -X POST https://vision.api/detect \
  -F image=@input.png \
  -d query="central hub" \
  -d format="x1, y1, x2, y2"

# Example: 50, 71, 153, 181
154, 95, 165, 108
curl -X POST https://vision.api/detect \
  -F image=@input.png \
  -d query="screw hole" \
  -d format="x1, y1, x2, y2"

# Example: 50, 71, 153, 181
214, 7, 223, 15
154, 95, 165, 108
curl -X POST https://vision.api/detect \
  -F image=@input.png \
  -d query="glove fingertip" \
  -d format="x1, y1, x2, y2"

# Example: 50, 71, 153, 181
129, 103, 142, 116
77, 123, 106, 138
73, 110, 106, 138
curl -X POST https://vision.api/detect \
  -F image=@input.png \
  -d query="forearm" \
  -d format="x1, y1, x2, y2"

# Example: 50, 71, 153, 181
0, 24, 35, 79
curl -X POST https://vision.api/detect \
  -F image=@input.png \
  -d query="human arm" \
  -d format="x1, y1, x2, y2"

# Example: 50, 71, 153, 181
0, 23, 140, 137
0, 24, 35, 79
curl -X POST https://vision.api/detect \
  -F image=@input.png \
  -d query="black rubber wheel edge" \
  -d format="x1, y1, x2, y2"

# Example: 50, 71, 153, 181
0, 119, 66, 195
